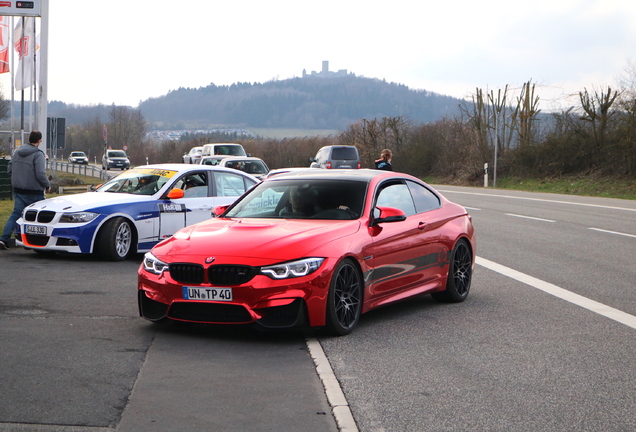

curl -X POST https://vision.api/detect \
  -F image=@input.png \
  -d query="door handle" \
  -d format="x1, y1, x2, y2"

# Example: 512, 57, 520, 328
418, 221, 427, 230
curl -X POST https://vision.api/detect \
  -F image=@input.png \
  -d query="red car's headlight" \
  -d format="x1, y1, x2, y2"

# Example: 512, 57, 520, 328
260, 258, 325, 280
143, 252, 169, 275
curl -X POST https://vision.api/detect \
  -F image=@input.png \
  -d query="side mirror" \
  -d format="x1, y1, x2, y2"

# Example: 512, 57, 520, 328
212, 205, 230, 217
166, 188, 185, 199
372, 206, 407, 225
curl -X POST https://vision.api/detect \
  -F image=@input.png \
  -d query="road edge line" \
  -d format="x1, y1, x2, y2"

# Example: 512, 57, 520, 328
306, 337, 359, 432
477, 256, 636, 330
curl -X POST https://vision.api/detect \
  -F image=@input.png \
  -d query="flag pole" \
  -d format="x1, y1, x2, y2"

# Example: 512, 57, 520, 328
19, 16, 24, 144
9, 16, 14, 153
38, 0, 49, 168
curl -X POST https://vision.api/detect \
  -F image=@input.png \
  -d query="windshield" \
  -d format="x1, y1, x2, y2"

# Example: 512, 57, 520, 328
96, 168, 177, 195
108, 151, 127, 158
225, 179, 366, 220
201, 157, 225, 166
71, 152, 86, 157
225, 160, 268, 175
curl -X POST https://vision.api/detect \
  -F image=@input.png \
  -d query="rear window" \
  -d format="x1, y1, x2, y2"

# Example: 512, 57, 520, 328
214, 145, 246, 156
331, 147, 358, 160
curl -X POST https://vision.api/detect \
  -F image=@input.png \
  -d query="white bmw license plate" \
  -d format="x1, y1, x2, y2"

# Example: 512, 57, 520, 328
182, 287, 233, 301
25, 224, 46, 235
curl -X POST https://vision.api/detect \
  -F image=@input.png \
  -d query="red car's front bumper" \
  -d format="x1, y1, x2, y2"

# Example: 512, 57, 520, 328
137, 262, 335, 329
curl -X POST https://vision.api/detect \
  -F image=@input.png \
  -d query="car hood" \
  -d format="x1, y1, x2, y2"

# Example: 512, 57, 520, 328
26, 192, 153, 212
155, 218, 362, 263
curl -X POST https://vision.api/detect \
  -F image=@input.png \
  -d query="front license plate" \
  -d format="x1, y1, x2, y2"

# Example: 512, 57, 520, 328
25, 224, 46, 235
182, 287, 233, 302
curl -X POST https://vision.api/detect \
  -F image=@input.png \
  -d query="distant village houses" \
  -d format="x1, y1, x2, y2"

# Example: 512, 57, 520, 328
302, 61, 349, 78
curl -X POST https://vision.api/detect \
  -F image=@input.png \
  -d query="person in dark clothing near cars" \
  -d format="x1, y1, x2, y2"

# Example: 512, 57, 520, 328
0, 131, 50, 249
374, 148, 393, 171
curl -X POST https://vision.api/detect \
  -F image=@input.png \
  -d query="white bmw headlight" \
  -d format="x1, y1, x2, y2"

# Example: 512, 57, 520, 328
261, 258, 325, 280
143, 252, 169, 275
59, 212, 99, 223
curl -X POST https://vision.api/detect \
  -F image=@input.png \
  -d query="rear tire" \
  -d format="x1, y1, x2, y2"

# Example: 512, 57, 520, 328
97, 217, 134, 261
325, 259, 363, 336
432, 239, 472, 303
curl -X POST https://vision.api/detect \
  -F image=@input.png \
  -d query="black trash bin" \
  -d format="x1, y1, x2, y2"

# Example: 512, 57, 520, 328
0, 157, 11, 200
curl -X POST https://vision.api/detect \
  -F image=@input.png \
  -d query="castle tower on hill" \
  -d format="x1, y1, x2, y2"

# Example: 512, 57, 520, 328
302, 61, 349, 78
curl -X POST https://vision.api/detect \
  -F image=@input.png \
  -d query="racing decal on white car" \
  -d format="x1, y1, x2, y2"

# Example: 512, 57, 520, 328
159, 203, 186, 213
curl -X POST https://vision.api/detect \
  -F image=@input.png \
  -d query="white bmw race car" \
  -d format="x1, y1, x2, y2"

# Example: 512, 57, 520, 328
15, 164, 258, 260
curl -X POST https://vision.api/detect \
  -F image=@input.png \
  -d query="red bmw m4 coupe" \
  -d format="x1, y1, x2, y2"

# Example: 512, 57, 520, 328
138, 169, 475, 335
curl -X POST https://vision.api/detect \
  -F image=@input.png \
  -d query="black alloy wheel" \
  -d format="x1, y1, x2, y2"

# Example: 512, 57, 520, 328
432, 239, 472, 303
325, 259, 362, 336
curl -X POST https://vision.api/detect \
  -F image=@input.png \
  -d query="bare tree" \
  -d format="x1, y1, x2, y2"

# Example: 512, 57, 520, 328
512, 81, 541, 149
108, 106, 148, 164
579, 86, 619, 158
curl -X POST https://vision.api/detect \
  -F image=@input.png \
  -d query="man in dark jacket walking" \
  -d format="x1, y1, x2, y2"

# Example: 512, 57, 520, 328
0, 131, 50, 249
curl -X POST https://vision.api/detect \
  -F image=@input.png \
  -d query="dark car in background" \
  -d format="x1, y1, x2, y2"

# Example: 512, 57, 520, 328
102, 150, 130, 170
310, 145, 360, 169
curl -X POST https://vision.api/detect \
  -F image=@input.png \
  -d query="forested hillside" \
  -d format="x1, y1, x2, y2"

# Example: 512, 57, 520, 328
137, 75, 464, 129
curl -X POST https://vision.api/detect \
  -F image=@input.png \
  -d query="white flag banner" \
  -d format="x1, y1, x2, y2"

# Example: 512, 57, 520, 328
13, 17, 37, 91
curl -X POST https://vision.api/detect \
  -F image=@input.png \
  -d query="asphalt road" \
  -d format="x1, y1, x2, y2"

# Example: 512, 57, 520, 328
1, 186, 635, 431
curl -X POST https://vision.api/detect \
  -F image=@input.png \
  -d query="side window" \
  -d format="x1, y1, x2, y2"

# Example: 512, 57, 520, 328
407, 181, 441, 213
319, 148, 328, 163
174, 173, 208, 198
376, 182, 416, 216
214, 172, 254, 197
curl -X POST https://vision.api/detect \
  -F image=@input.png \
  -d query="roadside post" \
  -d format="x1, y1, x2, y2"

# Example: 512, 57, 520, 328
484, 163, 488, 188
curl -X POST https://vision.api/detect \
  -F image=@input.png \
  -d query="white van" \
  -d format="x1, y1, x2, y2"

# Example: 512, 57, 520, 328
199, 143, 247, 161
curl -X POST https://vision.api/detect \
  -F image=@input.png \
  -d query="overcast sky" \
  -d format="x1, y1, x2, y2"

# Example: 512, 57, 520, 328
3, 0, 635, 112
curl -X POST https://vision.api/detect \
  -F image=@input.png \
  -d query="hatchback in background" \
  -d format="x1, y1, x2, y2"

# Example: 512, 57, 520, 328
182, 146, 203, 164
310, 145, 360, 169
199, 156, 227, 166
68, 151, 89, 164
218, 156, 270, 180
102, 149, 130, 170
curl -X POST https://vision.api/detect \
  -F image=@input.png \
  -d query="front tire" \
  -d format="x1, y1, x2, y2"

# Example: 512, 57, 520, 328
325, 259, 363, 336
432, 239, 472, 303
97, 217, 134, 261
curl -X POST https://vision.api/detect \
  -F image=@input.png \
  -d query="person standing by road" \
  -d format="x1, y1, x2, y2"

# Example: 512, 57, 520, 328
0, 131, 50, 249
374, 148, 393, 171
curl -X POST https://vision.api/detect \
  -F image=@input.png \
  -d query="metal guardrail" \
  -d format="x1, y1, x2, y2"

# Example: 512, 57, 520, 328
47, 161, 110, 181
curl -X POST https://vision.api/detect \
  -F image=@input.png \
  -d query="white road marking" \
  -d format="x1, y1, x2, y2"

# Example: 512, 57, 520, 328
588, 227, 636, 239
438, 189, 636, 212
463, 206, 481, 211
477, 256, 636, 330
506, 213, 556, 223
306, 337, 359, 432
